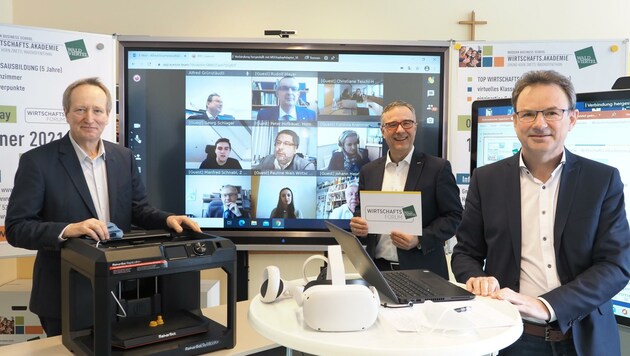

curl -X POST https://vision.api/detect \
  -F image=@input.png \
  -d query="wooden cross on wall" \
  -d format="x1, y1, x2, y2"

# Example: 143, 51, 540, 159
458, 11, 487, 41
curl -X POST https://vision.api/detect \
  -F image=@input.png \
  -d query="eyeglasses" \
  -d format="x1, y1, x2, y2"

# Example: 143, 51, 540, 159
381, 120, 416, 131
278, 85, 299, 92
221, 193, 237, 198
275, 140, 296, 147
515, 109, 568, 123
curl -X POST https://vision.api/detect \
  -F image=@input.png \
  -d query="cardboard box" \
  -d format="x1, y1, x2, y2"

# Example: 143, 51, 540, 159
0, 279, 45, 345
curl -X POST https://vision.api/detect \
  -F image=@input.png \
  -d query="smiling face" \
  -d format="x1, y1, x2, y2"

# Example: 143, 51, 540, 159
65, 84, 109, 151
380, 105, 417, 162
513, 83, 577, 163
280, 188, 293, 207
206, 95, 223, 116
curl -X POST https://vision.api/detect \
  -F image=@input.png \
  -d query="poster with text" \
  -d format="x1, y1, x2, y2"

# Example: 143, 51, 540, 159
0, 24, 116, 257
448, 40, 628, 206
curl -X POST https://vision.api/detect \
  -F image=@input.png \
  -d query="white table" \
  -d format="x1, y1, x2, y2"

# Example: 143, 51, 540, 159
248, 292, 523, 356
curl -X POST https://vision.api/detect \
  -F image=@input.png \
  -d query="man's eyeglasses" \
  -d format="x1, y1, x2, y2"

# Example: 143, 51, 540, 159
221, 193, 237, 198
275, 140, 296, 147
515, 109, 568, 123
381, 120, 416, 131
278, 85, 299, 92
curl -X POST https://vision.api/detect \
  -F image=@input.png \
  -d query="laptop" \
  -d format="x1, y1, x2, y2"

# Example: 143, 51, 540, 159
325, 221, 475, 304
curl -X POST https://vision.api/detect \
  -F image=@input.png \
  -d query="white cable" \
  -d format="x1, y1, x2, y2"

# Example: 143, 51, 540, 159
110, 291, 127, 318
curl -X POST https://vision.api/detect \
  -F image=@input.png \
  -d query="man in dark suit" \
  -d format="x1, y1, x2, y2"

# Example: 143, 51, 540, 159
451, 70, 630, 355
349, 100, 462, 279
187, 93, 234, 121
5, 77, 200, 337
204, 185, 250, 218
256, 76, 316, 121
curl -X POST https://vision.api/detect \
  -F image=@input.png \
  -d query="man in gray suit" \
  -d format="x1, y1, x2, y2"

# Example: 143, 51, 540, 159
5, 77, 200, 337
451, 70, 630, 355
349, 100, 462, 278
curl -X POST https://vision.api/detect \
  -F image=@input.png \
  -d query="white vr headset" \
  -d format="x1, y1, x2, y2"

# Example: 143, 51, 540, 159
260, 245, 379, 332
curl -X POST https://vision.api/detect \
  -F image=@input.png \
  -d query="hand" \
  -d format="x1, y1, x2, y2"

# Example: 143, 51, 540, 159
166, 215, 201, 233
349, 217, 369, 237
465, 276, 500, 296
64, 218, 108, 241
389, 231, 419, 250
491, 288, 551, 321
227, 202, 242, 217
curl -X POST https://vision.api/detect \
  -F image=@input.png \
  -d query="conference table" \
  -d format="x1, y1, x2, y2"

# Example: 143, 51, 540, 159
0, 300, 277, 355
248, 291, 524, 356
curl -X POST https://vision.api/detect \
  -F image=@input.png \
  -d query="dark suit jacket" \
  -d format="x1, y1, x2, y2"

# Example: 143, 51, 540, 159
5, 134, 171, 319
256, 106, 316, 121
451, 150, 630, 355
204, 200, 250, 218
356, 148, 463, 278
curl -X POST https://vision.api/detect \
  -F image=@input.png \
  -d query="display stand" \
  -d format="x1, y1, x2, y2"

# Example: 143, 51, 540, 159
60, 230, 237, 355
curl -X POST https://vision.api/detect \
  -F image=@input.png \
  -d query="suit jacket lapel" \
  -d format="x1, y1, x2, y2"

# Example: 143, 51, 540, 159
505, 154, 522, 262
58, 135, 98, 218
365, 158, 386, 190
104, 142, 118, 222
554, 150, 579, 255
404, 149, 424, 191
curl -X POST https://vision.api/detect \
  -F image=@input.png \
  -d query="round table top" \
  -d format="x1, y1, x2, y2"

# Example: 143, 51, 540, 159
248, 291, 523, 356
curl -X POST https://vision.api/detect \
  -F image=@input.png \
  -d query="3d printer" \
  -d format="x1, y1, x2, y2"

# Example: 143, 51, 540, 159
60, 230, 236, 355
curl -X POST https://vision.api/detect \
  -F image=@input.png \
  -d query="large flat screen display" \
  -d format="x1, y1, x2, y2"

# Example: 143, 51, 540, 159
470, 90, 630, 327
118, 39, 449, 245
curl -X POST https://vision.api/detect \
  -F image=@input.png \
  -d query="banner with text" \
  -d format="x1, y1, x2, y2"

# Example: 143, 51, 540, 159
0, 24, 116, 257
448, 40, 628, 206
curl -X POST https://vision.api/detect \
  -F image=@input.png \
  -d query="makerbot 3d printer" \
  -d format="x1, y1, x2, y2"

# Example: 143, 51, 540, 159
60, 230, 236, 355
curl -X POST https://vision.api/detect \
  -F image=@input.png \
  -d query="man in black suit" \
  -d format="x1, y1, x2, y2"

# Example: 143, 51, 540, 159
349, 100, 462, 278
187, 93, 234, 121
5, 77, 200, 337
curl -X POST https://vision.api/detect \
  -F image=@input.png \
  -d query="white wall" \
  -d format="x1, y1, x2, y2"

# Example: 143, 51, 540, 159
7, 0, 630, 42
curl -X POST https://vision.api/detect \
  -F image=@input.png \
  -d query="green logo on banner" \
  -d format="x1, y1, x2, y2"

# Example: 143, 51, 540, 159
0, 105, 17, 123
65, 39, 89, 61
402, 205, 417, 220
574, 47, 597, 69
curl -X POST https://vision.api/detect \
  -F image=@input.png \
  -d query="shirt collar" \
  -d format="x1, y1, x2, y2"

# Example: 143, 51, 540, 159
68, 133, 106, 161
386, 146, 414, 167
518, 149, 566, 176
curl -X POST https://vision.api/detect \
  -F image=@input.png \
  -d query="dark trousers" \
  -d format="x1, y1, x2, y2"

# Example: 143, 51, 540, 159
39, 316, 62, 337
500, 333, 577, 356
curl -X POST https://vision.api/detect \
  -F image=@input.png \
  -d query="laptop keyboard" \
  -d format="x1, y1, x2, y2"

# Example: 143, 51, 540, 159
384, 272, 436, 299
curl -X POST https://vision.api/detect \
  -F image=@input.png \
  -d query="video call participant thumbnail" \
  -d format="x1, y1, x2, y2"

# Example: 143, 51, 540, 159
199, 138, 242, 169
204, 185, 250, 218
328, 182, 359, 219
254, 129, 315, 170
327, 130, 370, 173
188, 93, 235, 121
256, 76, 316, 121
270, 187, 303, 219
